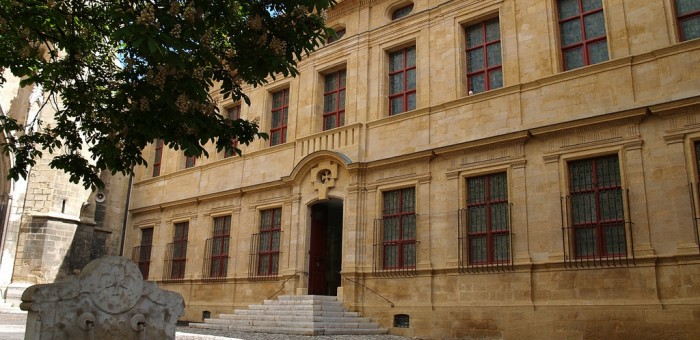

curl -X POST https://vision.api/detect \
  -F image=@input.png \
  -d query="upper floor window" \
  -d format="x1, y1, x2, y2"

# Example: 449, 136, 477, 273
676, 0, 700, 41
224, 105, 241, 158
389, 46, 416, 115
323, 70, 346, 130
557, 0, 608, 70
152, 139, 163, 177
327, 28, 346, 43
466, 18, 503, 94
270, 89, 289, 146
185, 154, 196, 168
392, 4, 414, 20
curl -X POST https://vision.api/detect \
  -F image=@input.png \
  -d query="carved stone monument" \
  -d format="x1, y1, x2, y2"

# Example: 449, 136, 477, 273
20, 256, 184, 339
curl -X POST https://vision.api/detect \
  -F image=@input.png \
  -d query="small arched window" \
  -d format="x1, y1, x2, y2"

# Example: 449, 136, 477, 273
392, 3, 414, 20
327, 28, 346, 44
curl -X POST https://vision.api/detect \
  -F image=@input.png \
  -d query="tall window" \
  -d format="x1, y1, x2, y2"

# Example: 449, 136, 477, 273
389, 46, 416, 115
676, 0, 700, 41
557, 0, 608, 70
136, 227, 153, 280
382, 188, 416, 269
568, 155, 626, 258
323, 70, 346, 130
258, 208, 282, 275
169, 222, 189, 279
185, 154, 196, 168
270, 89, 289, 146
224, 106, 241, 158
466, 173, 510, 264
466, 18, 503, 94
208, 216, 231, 278
152, 139, 163, 177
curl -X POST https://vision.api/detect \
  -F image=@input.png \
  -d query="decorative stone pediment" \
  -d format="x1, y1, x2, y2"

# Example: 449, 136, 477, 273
21, 256, 184, 340
311, 160, 338, 200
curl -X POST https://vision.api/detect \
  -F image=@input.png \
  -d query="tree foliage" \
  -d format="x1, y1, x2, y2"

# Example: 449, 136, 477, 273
0, 0, 335, 188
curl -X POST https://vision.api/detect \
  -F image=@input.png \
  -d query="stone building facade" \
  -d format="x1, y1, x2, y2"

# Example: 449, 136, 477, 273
0, 69, 129, 303
124, 0, 700, 338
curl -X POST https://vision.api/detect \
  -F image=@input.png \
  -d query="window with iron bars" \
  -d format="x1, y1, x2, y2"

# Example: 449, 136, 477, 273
459, 173, 513, 272
133, 227, 153, 280
164, 222, 189, 280
675, 0, 700, 42
557, 0, 608, 71
689, 141, 700, 245
203, 216, 231, 281
373, 187, 417, 276
249, 208, 282, 280
562, 155, 634, 268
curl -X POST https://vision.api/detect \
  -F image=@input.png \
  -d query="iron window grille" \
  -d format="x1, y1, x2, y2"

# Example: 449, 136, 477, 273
164, 222, 189, 281
388, 46, 417, 115
458, 173, 513, 273
248, 208, 282, 281
373, 187, 417, 276
270, 89, 289, 146
557, 0, 608, 70
561, 155, 635, 268
465, 18, 503, 94
675, 0, 700, 41
133, 227, 153, 280
689, 141, 700, 245
392, 4, 414, 20
224, 106, 241, 158
152, 139, 163, 177
203, 216, 231, 281
323, 70, 346, 130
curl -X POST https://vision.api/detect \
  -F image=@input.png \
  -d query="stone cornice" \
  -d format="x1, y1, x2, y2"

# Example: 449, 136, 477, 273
530, 107, 648, 140
649, 96, 700, 119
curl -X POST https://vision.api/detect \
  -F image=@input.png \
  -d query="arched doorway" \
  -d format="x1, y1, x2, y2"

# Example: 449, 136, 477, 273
308, 199, 343, 296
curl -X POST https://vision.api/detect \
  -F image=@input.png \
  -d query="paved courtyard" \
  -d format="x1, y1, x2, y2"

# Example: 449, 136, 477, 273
0, 309, 411, 340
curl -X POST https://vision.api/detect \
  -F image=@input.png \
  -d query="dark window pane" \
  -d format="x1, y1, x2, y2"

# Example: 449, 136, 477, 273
407, 93, 416, 111
491, 203, 509, 231
604, 224, 626, 254
406, 69, 416, 90
489, 69, 503, 89
677, 0, 700, 16
582, 0, 603, 12
564, 47, 585, 70
572, 193, 596, 224
575, 227, 597, 257
390, 97, 403, 114
339, 90, 346, 110
493, 235, 510, 261
390, 73, 404, 94
584, 11, 606, 39
470, 73, 485, 93
468, 48, 484, 72
406, 46, 416, 67
485, 19, 500, 42
470, 237, 487, 263
561, 20, 583, 46
559, 0, 580, 19
392, 4, 414, 20
390, 50, 404, 71
681, 16, 700, 41
468, 206, 486, 233
486, 43, 502, 66
324, 72, 337, 92
467, 25, 483, 47
403, 243, 416, 267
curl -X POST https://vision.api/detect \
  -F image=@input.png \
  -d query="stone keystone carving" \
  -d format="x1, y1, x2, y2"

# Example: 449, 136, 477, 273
20, 256, 184, 340
311, 160, 338, 200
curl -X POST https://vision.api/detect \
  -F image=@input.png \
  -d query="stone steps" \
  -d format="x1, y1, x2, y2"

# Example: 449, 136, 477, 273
189, 295, 388, 336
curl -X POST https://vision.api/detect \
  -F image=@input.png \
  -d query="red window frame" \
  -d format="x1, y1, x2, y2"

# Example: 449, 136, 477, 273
388, 46, 416, 115
392, 4, 414, 20
137, 227, 153, 279
224, 105, 241, 158
465, 18, 502, 94
270, 89, 289, 146
557, 0, 608, 70
258, 208, 282, 275
568, 155, 626, 258
323, 70, 346, 130
466, 173, 510, 265
210, 216, 231, 278
185, 154, 196, 168
382, 188, 416, 270
171, 222, 189, 279
675, 0, 700, 41
152, 139, 163, 177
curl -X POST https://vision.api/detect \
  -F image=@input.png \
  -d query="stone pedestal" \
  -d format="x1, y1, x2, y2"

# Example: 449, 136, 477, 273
20, 256, 184, 340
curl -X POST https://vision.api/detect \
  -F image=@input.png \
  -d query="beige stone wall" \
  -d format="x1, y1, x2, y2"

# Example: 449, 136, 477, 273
125, 0, 700, 337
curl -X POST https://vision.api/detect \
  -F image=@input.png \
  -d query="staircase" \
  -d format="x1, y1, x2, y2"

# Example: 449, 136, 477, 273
189, 295, 388, 335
